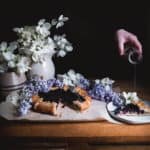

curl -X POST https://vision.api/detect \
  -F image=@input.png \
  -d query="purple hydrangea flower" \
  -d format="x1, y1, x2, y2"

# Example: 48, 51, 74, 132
17, 98, 32, 116
16, 76, 64, 116
78, 78, 90, 90
88, 82, 125, 107
53, 79, 64, 88
88, 84, 106, 100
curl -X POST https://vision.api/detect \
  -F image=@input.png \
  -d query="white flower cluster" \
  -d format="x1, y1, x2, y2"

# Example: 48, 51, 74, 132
0, 42, 31, 73
13, 15, 73, 63
57, 69, 84, 87
122, 91, 139, 104
0, 15, 73, 74
94, 77, 115, 91
54, 35, 73, 57
95, 77, 114, 86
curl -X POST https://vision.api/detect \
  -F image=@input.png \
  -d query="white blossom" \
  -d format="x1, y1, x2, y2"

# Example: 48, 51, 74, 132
0, 41, 17, 53
95, 79, 101, 84
67, 70, 77, 81
13, 27, 23, 34
54, 35, 73, 57
2, 51, 15, 61
7, 41, 18, 51
56, 15, 69, 28
63, 77, 74, 86
38, 19, 46, 25
36, 19, 51, 37
0, 42, 7, 52
122, 92, 139, 104
56, 22, 64, 28
57, 50, 66, 57
100, 77, 115, 86
57, 69, 84, 87
8, 61, 16, 68
51, 19, 57, 26
31, 51, 43, 62
16, 57, 31, 74
66, 45, 73, 52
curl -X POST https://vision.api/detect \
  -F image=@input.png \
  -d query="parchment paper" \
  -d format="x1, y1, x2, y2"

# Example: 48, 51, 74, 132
0, 100, 120, 124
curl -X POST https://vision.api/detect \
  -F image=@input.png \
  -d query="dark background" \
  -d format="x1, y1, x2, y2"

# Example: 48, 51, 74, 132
0, 1, 149, 86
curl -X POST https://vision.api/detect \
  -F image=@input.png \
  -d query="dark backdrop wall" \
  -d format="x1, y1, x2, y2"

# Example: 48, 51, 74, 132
0, 1, 149, 86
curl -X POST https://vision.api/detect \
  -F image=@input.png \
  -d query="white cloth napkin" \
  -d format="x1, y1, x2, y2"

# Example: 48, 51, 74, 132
0, 100, 120, 124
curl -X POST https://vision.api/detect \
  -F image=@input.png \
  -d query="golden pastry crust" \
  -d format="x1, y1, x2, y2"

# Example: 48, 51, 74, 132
34, 101, 57, 115
133, 100, 150, 113
73, 87, 91, 111
32, 95, 43, 104
32, 95, 58, 115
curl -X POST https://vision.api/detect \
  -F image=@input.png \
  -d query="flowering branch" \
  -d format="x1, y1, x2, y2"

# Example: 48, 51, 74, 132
13, 14, 73, 63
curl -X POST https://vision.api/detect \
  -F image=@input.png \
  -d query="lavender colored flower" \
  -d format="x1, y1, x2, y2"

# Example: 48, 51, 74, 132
16, 98, 32, 116
16, 76, 64, 116
88, 83, 106, 101
53, 79, 64, 88
78, 77, 90, 90
112, 94, 125, 107
88, 81, 125, 107
47, 79, 56, 87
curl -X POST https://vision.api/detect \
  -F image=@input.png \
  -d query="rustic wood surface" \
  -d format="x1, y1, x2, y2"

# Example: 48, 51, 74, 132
0, 80, 150, 149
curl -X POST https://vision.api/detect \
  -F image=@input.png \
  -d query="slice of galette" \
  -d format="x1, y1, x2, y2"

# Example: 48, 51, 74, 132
114, 92, 150, 116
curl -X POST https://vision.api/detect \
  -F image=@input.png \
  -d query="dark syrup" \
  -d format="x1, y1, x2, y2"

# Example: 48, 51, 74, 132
38, 88, 85, 104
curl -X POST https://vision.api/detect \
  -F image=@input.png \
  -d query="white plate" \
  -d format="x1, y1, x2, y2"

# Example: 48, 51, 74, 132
106, 100, 150, 124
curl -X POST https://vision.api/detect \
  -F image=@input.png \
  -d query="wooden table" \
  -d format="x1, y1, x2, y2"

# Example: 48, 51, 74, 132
0, 81, 150, 150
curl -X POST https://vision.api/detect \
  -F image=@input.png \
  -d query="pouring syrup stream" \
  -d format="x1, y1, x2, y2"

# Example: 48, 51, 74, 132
127, 47, 142, 91
133, 64, 136, 91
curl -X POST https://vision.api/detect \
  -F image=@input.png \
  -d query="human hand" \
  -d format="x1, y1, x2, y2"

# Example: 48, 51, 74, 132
115, 29, 142, 56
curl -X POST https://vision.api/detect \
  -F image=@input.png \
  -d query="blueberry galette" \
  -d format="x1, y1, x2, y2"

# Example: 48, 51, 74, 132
32, 86, 91, 115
